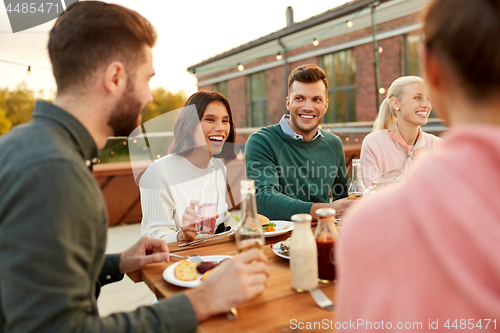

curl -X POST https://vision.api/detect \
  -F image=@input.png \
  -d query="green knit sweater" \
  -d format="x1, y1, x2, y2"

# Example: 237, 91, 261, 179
245, 124, 349, 220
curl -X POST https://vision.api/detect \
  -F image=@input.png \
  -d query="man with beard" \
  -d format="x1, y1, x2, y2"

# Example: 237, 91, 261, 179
0, 2, 268, 332
245, 64, 351, 220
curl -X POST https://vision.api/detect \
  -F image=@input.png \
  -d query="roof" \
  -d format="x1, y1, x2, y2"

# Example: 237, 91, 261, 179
187, 0, 390, 71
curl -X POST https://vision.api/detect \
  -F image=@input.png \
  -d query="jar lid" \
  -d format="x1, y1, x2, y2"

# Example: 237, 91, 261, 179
316, 208, 336, 217
291, 214, 312, 223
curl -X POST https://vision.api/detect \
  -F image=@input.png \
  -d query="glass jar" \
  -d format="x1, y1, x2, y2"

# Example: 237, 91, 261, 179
364, 169, 405, 199
290, 214, 318, 292
315, 208, 338, 283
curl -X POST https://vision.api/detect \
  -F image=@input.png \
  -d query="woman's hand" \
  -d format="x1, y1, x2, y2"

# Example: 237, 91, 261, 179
177, 200, 200, 242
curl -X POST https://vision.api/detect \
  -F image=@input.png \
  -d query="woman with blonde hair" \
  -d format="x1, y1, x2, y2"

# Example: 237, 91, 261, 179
360, 76, 442, 187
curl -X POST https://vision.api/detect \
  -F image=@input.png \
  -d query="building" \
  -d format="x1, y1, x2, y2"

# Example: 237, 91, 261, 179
187, 0, 444, 145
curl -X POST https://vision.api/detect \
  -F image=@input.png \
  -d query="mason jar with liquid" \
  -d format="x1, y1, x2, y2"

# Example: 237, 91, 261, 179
289, 214, 318, 292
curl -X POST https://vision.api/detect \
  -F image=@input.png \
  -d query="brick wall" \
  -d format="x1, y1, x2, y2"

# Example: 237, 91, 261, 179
196, 12, 420, 126
355, 42, 377, 121
228, 76, 247, 131
266, 66, 286, 124
378, 36, 403, 95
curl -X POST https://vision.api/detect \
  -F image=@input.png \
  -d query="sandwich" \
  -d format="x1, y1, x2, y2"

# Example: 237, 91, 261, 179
258, 214, 276, 232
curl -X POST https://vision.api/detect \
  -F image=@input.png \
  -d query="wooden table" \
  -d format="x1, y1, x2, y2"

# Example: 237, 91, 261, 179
141, 233, 337, 333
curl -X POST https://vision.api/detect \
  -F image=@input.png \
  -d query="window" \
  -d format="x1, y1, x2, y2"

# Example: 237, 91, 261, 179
404, 34, 420, 76
321, 49, 356, 123
247, 71, 267, 127
214, 81, 228, 97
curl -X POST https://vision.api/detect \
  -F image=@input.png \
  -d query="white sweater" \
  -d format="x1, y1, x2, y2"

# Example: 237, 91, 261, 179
139, 154, 230, 243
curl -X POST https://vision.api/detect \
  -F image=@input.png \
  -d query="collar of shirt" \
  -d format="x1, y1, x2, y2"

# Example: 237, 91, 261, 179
33, 100, 100, 168
279, 114, 323, 141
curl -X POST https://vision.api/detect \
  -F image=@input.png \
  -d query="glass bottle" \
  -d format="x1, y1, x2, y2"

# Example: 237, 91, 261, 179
197, 158, 219, 235
235, 179, 264, 252
290, 214, 318, 292
315, 208, 338, 283
348, 158, 365, 200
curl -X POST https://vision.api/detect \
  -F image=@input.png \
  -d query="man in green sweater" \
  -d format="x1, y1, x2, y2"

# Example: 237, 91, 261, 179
245, 64, 351, 220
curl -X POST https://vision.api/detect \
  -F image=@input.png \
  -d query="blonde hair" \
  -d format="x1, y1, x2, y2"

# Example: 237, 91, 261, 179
373, 76, 424, 131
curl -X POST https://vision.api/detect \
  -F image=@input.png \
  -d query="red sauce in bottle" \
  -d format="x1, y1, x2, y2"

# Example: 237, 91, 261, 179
316, 235, 335, 282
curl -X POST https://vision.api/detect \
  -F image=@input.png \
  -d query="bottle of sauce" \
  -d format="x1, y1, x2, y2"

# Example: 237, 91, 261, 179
290, 214, 318, 292
235, 179, 264, 252
197, 158, 219, 235
315, 208, 338, 283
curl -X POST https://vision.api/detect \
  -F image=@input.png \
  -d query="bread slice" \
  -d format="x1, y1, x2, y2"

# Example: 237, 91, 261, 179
174, 260, 198, 281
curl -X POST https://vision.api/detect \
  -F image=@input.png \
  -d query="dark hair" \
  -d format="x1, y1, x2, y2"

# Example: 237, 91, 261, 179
288, 64, 329, 92
423, 0, 500, 99
168, 91, 237, 163
48, 1, 157, 93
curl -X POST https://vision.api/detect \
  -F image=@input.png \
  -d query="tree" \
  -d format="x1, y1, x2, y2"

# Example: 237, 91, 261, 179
141, 88, 187, 125
0, 108, 12, 135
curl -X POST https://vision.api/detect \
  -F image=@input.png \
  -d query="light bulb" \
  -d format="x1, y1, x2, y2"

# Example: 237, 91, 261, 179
379, 87, 386, 94
237, 63, 244, 71
312, 38, 319, 46
378, 46, 383, 53
346, 21, 353, 28
276, 53, 283, 61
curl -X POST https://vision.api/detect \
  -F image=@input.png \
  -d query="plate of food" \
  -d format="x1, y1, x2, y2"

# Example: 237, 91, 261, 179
259, 215, 294, 237
272, 239, 291, 259
163, 255, 232, 288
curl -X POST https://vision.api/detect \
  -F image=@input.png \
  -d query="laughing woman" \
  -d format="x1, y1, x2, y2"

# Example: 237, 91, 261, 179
140, 91, 236, 242
360, 76, 442, 187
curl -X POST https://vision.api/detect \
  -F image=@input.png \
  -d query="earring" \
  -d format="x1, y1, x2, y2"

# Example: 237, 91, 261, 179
396, 108, 399, 111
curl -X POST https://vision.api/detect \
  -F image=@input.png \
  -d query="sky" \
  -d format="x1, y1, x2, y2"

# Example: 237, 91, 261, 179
0, 0, 353, 98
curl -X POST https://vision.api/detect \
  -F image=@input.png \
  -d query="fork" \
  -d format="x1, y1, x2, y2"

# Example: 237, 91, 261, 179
169, 253, 203, 264
309, 288, 335, 311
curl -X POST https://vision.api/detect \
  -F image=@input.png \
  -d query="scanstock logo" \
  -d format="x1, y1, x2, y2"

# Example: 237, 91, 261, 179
3, 0, 79, 33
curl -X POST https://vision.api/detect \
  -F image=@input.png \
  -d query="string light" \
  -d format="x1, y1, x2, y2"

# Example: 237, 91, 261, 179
276, 52, 283, 61
156, 154, 161, 159
355, 138, 359, 142
110, 151, 115, 155
378, 46, 383, 53
312, 38, 319, 46
345, 137, 350, 142
122, 141, 127, 145
346, 20, 353, 28
237, 63, 244, 71
132, 139, 137, 143
379, 87, 386, 94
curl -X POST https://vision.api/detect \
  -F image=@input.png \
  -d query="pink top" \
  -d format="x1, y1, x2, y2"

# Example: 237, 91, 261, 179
360, 129, 442, 187
337, 125, 500, 331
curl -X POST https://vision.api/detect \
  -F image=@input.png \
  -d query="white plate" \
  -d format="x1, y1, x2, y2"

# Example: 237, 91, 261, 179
272, 241, 290, 260
264, 221, 294, 238
163, 255, 232, 288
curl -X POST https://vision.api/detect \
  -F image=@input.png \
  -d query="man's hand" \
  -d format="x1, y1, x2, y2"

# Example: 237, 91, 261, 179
330, 197, 355, 217
178, 200, 199, 242
120, 236, 169, 282
184, 249, 269, 322
310, 198, 355, 220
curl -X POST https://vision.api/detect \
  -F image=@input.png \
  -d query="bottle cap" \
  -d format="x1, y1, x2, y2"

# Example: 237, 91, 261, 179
291, 214, 312, 223
316, 208, 336, 217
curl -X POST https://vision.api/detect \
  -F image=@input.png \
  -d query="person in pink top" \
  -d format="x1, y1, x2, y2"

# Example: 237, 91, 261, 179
360, 76, 442, 187
337, 0, 500, 331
